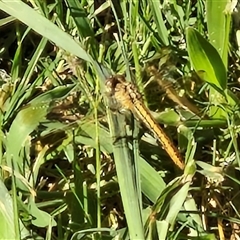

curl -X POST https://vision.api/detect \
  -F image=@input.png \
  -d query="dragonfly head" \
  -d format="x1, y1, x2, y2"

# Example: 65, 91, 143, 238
105, 75, 126, 97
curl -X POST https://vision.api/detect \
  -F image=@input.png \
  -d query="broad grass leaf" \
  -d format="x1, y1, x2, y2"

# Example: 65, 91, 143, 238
156, 220, 168, 240
28, 199, 56, 227
30, 84, 76, 104
183, 196, 204, 232
6, 102, 50, 170
206, 0, 234, 67
196, 161, 224, 183
0, 179, 17, 239
165, 181, 191, 228
6, 84, 75, 170
144, 177, 182, 233
107, 110, 145, 239
186, 27, 227, 92
0, 178, 30, 239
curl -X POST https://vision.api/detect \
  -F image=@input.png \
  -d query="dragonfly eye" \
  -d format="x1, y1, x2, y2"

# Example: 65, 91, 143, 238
105, 75, 125, 95
105, 77, 115, 96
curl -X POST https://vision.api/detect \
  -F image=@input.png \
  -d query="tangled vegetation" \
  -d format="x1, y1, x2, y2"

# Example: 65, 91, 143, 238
0, 1, 240, 239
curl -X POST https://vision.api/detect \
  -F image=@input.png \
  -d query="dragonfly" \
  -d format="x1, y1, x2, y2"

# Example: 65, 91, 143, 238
105, 75, 185, 170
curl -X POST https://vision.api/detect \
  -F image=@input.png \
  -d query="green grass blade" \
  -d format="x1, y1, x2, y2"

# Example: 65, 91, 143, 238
11, 163, 20, 240
140, 157, 165, 202
206, 0, 234, 67
65, 0, 95, 39
149, 1, 169, 46
21, 37, 49, 86
107, 109, 144, 239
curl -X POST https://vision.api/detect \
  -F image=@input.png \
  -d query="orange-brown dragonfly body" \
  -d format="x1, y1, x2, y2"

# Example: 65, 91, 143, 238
105, 75, 185, 170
